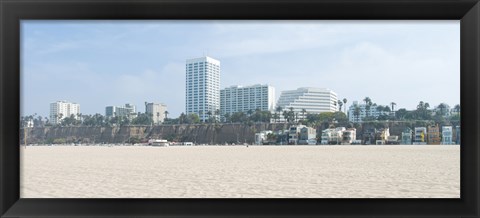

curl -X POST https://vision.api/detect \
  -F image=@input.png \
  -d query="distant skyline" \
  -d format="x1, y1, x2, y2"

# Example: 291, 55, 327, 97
21, 20, 460, 118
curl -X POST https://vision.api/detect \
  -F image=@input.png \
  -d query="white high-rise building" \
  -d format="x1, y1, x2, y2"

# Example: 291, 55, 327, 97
276, 87, 338, 118
220, 84, 275, 117
49, 100, 80, 124
185, 56, 220, 122
145, 102, 167, 124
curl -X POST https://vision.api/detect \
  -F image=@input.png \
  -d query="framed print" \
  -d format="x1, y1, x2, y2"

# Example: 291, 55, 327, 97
1, 0, 479, 217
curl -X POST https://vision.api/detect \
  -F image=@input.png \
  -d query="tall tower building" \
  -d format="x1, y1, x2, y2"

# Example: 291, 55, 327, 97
186, 56, 220, 122
49, 100, 80, 124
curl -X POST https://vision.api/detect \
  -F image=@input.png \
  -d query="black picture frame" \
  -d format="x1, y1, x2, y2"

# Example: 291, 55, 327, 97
1, 0, 479, 217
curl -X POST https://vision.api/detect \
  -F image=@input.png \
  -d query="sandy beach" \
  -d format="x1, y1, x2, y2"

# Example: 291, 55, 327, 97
20, 145, 460, 198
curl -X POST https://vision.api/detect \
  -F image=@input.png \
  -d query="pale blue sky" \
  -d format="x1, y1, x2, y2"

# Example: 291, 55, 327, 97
21, 20, 460, 118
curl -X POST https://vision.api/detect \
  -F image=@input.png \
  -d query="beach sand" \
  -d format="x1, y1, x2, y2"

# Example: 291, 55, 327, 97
20, 145, 460, 198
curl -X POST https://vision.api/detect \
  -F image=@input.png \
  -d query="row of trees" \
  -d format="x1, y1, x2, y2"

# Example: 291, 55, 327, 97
350, 97, 460, 123
21, 98, 460, 128
21, 112, 167, 127
395, 102, 460, 120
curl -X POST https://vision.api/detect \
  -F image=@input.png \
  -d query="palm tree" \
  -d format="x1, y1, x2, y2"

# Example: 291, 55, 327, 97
395, 108, 407, 120
424, 103, 430, 118
454, 104, 460, 114
57, 113, 63, 125
275, 106, 283, 123
363, 97, 372, 117
224, 112, 231, 123
301, 108, 307, 121
288, 107, 295, 123
383, 106, 391, 112
76, 113, 82, 124
390, 102, 396, 112
389, 102, 396, 118
354, 105, 361, 123
179, 113, 186, 124
437, 103, 447, 116
206, 111, 213, 123
337, 100, 343, 112
424, 103, 432, 119
365, 102, 371, 118
363, 97, 371, 105
156, 112, 160, 125
198, 110, 204, 122
164, 111, 169, 120
417, 101, 431, 119
417, 101, 425, 110
282, 110, 289, 123
343, 98, 347, 114
214, 109, 221, 123
377, 105, 385, 112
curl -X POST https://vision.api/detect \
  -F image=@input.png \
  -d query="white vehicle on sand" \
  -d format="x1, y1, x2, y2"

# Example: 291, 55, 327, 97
148, 139, 169, 147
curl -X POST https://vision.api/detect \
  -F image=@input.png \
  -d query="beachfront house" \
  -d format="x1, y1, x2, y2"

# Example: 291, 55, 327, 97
401, 127, 413, 145
321, 129, 333, 145
330, 127, 345, 145
255, 130, 273, 145
298, 126, 317, 145
441, 126, 453, 145
362, 129, 376, 145
341, 128, 356, 145
414, 127, 427, 145
375, 128, 390, 145
427, 124, 441, 145
288, 125, 307, 145
272, 130, 289, 145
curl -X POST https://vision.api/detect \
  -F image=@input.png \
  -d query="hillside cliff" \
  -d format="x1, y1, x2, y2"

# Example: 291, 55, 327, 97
21, 123, 290, 145
20, 121, 429, 145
